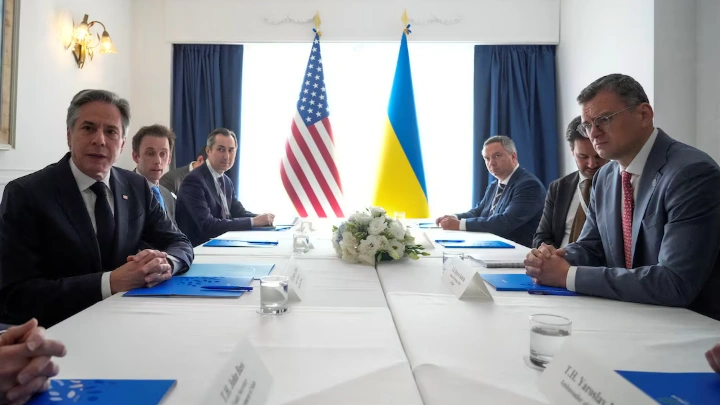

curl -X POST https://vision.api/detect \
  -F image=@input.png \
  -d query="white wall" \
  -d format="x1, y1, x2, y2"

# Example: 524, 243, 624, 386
0, 0, 133, 194
654, 0, 696, 147
556, 0, 655, 175
696, 0, 720, 162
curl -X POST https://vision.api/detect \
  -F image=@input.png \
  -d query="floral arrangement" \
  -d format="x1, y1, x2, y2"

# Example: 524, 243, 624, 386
332, 207, 430, 265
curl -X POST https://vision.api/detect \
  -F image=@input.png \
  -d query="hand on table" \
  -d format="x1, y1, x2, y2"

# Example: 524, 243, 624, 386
435, 215, 455, 226
111, 249, 172, 293
524, 243, 570, 288
253, 213, 275, 227
439, 217, 461, 231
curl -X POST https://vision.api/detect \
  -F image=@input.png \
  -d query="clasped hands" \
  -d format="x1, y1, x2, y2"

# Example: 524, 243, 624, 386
524, 243, 571, 288
435, 215, 461, 230
110, 249, 172, 294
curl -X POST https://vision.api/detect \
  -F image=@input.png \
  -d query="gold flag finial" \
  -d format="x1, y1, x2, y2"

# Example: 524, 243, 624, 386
401, 9, 409, 27
314, 11, 321, 31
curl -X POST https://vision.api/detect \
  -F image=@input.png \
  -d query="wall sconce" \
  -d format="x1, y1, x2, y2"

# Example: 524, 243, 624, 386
65, 14, 117, 69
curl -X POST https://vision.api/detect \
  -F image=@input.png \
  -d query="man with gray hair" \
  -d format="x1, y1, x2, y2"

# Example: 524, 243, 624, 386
436, 135, 546, 247
176, 128, 274, 246
525, 74, 720, 320
0, 89, 194, 327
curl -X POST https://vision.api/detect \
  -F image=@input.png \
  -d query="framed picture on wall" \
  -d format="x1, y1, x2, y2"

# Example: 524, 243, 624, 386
0, 0, 19, 150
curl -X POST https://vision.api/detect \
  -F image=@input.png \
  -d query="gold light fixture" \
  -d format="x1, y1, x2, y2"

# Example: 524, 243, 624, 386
66, 14, 117, 69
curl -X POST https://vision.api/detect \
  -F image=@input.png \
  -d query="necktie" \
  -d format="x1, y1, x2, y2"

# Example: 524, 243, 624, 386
151, 186, 166, 211
217, 177, 230, 219
569, 178, 592, 243
89, 182, 115, 270
621, 171, 634, 269
490, 183, 506, 215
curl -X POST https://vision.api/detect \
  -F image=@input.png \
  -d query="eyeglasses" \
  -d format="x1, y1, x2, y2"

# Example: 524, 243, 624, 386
576, 105, 637, 137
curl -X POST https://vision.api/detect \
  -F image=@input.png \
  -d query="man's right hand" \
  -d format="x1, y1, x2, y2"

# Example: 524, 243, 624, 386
253, 213, 275, 227
435, 215, 454, 226
109, 252, 172, 294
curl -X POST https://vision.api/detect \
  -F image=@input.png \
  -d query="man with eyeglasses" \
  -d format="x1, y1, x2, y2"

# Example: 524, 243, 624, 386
436, 135, 546, 247
525, 74, 720, 320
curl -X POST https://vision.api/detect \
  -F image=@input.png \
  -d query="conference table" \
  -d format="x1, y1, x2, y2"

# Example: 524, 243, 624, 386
46, 221, 720, 404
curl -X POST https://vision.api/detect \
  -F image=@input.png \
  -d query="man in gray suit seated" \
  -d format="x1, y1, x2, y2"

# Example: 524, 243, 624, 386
132, 125, 177, 224
525, 74, 720, 320
160, 146, 207, 195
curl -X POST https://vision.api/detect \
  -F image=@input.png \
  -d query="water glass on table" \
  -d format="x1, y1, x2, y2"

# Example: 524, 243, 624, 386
442, 251, 465, 272
529, 314, 572, 368
393, 211, 406, 223
293, 228, 311, 253
259, 275, 289, 314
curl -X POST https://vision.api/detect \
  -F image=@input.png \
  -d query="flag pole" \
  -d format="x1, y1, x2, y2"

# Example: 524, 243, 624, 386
313, 11, 322, 36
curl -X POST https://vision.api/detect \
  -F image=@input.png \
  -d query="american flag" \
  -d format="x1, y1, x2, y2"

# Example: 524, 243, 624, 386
280, 34, 344, 218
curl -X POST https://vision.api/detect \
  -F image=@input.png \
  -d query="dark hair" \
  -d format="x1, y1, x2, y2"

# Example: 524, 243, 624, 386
67, 89, 130, 136
207, 128, 238, 149
131, 124, 176, 154
196, 146, 208, 161
565, 116, 584, 148
577, 74, 649, 107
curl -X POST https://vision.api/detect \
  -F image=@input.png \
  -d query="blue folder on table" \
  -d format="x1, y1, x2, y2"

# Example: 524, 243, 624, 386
124, 276, 252, 298
27, 379, 176, 405
418, 222, 440, 229
254, 226, 293, 231
617, 371, 720, 404
439, 240, 514, 249
204, 239, 279, 247
480, 273, 579, 296
178, 263, 274, 280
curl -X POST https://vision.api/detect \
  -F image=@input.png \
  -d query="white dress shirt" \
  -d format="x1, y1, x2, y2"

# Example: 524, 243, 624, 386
560, 172, 590, 248
458, 163, 519, 231
566, 128, 659, 291
207, 163, 253, 226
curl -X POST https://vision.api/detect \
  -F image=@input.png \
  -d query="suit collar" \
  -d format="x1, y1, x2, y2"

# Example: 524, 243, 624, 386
631, 129, 672, 260
200, 163, 225, 206
620, 128, 659, 175
69, 154, 111, 192
601, 162, 626, 266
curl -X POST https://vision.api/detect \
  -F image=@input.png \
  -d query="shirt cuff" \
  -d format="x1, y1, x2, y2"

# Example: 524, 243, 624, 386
101, 271, 113, 299
250, 217, 254, 227
566, 266, 578, 291
167, 254, 183, 275
452, 215, 458, 219
459, 218, 467, 231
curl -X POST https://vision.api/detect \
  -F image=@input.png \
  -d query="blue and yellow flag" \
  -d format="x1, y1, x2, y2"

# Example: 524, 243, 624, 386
372, 32, 429, 218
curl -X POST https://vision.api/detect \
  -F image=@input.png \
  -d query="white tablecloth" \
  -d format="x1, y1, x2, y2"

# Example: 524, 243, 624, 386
47, 255, 423, 405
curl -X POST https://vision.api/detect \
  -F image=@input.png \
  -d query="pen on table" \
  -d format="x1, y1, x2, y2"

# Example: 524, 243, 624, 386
237, 241, 277, 245
201, 285, 254, 291
435, 239, 465, 243
528, 290, 576, 296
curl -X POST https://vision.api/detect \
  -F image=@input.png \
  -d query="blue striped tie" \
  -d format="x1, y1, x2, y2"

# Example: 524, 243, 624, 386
490, 183, 506, 215
151, 186, 166, 211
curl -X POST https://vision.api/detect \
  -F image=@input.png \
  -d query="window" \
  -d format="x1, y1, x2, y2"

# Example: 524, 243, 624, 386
240, 42, 474, 217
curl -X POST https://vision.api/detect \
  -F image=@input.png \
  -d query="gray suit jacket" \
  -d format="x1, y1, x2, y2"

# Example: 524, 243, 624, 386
160, 164, 191, 195
564, 129, 720, 319
158, 184, 176, 225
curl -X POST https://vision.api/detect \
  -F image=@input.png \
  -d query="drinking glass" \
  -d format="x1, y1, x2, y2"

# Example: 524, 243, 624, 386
529, 314, 572, 368
259, 276, 289, 314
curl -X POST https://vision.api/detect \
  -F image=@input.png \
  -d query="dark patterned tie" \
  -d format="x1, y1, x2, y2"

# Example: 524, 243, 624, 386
217, 177, 229, 219
621, 171, 634, 269
490, 183, 506, 215
89, 182, 115, 270
569, 178, 592, 243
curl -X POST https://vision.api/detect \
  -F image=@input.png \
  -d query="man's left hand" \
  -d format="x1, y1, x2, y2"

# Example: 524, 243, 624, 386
126, 250, 171, 287
439, 217, 460, 230
525, 250, 570, 288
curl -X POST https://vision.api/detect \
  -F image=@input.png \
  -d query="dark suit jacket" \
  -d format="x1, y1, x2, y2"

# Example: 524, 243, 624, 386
456, 166, 546, 247
160, 164, 191, 195
0, 153, 194, 327
533, 171, 580, 248
564, 130, 720, 319
176, 163, 256, 246
158, 184, 176, 225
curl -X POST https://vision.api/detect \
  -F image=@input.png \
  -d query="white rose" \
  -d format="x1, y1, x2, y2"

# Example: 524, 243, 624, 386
388, 220, 406, 240
358, 235, 382, 256
340, 240, 359, 263
349, 212, 372, 225
388, 239, 405, 259
342, 231, 358, 247
370, 207, 387, 218
368, 217, 388, 236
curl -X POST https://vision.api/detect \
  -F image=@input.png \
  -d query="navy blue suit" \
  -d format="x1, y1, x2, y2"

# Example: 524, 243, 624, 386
0, 153, 194, 327
176, 163, 256, 246
456, 166, 546, 247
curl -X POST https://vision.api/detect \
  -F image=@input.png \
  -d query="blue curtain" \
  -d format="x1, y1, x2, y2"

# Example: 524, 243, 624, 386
472, 45, 558, 206
172, 44, 243, 196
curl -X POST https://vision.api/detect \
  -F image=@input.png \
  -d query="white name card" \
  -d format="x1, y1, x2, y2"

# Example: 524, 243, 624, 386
538, 340, 656, 405
441, 257, 493, 300
204, 339, 273, 405
285, 259, 306, 301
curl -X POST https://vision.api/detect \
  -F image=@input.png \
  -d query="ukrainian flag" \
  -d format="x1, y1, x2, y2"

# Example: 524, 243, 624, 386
372, 32, 429, 218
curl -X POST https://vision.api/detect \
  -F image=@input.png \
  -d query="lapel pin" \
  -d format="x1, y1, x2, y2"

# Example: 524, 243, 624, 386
122, 195, 128, 200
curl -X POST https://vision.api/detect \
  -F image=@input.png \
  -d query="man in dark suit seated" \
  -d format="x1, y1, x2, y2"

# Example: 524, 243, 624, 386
0, 319, 65, 404
0, 89, 194, 327
533, 116, 608, 248
435, 135, 546, 247
526, 74, 720, 319
176, 128, 275, 246
132, 124, 178, 225
160, 146, 207, 195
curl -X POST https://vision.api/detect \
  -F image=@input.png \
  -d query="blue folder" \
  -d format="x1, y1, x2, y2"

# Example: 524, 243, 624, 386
177, 263, 274, 280
418, 222, 440, 229
480, 273, 579, 296
439, 240, 515, 249
254, 226, 293, 231
617, 371, 720, 404
28, 379, 176, 405
124, 276, 252, 298
204, 239, 279, 247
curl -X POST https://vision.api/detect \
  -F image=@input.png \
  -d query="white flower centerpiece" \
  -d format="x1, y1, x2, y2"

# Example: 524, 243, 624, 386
332, 207, 430, 265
